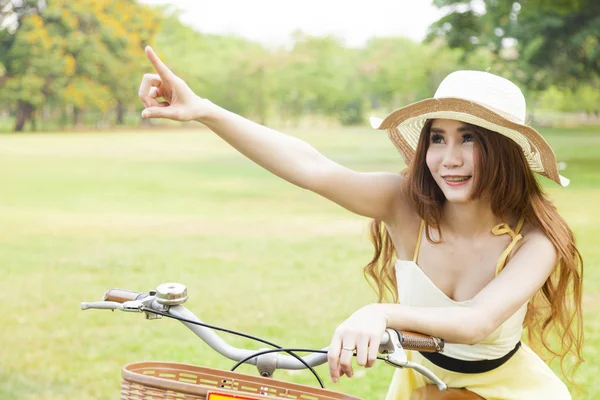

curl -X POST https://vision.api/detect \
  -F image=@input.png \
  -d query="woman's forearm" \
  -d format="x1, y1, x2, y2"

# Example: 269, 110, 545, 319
376, 303, 492, 345
199, 100, 323, 190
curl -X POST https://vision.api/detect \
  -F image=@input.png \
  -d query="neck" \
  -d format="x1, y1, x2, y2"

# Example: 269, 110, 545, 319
441, 199, 502, 238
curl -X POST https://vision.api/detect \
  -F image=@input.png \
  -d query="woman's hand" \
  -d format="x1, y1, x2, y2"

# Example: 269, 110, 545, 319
138, 46, 212, 122
327, 304, 388, 383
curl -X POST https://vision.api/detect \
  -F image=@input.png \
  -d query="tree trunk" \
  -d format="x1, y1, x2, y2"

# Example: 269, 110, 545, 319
73, 106, 85, 127
73, 107, 80, 127
14, 100, 34, 132
116, 100, 125, 125
31, 114, 37, 131
60, 106, 68, 129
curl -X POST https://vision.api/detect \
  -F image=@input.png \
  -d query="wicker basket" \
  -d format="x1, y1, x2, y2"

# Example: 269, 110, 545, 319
121, 361, 363, 400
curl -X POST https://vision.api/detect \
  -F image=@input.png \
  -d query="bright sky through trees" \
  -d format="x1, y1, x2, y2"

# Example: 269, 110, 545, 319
139, 0, 444, 46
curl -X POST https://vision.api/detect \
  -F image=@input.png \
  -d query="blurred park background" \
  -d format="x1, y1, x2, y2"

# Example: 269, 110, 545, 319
0, 0, 599, 399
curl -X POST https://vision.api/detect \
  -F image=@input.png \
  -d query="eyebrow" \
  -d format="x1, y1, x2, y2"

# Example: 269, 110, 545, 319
430, 125, 472, 133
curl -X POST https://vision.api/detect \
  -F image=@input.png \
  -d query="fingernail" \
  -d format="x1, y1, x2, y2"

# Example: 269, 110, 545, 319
332, 378, 338, 383
141, 110, 150, 118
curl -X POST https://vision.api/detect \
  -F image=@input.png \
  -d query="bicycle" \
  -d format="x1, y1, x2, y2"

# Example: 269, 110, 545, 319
81, 282, 484, 399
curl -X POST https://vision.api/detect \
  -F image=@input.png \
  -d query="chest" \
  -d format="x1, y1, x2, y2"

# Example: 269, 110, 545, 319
415, 233, 513, 302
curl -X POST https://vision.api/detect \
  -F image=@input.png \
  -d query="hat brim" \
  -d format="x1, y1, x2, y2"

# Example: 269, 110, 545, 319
371, 98, 566, 186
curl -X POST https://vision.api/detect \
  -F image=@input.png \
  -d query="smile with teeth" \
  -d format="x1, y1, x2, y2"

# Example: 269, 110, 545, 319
443, 175, 472, 183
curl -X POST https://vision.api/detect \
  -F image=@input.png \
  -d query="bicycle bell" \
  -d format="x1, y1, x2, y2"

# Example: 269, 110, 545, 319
155, 282, 188, 305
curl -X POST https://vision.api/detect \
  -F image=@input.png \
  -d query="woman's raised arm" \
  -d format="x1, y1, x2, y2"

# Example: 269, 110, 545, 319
139, 46, 410, 222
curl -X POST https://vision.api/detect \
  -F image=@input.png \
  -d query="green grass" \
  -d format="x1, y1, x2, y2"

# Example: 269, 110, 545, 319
0, 125, 598, 399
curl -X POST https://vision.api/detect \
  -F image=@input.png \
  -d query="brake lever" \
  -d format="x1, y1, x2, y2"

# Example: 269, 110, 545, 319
380, 329, 447, 391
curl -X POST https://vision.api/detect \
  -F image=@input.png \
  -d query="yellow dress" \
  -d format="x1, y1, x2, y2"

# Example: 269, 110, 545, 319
385, 219, 571, 400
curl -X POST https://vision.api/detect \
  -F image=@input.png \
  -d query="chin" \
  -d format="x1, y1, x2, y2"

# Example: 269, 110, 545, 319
435, 179, 473, 203
444, 194, 473, 204
440, 186, 474, 204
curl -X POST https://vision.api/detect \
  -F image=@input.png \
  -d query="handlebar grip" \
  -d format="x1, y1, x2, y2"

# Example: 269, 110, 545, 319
103, 288, 148, 303
397, 331, 444, 353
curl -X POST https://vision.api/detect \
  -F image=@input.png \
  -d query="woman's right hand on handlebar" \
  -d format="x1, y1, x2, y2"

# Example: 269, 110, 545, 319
138, 46, 212, 122
328, 305, 388, 383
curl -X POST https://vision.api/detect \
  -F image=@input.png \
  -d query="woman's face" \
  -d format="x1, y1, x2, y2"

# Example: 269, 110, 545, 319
426, 119, 477, 203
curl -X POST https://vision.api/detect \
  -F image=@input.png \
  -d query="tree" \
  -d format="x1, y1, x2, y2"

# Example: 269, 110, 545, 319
0, 0, 159, 131
49, 0, 160, 127
1, 13, 68, 131
0, 0, 54, 130
277, 33, 364, 125
358, 37, 496, 111
427, 0, 600, 90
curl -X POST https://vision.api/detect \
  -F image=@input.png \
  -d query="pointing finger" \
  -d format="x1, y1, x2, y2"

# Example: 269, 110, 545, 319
145, 46, 173, 79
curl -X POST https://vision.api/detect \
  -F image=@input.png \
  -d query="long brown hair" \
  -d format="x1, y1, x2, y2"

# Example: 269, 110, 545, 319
364, 119, 584, 379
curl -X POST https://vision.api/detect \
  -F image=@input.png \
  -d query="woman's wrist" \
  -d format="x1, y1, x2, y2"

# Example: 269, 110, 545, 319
195, 98, 224, 124
360, 303, 390, 327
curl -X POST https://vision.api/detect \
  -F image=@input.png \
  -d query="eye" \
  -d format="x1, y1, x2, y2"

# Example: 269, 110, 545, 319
462, 133, 475, 143
431, 134, 444, 144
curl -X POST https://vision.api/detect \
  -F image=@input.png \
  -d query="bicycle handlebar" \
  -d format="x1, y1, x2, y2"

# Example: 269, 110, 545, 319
85, 290, 445, 353
103, 288, 148, 303
81, 284, 447, 390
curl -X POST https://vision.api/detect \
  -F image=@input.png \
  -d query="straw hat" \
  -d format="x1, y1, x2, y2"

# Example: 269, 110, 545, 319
370, 70, 569, 187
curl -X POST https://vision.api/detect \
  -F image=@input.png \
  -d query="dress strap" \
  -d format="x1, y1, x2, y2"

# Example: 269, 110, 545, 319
491, 216, 525, 275
413, 220, 425, 263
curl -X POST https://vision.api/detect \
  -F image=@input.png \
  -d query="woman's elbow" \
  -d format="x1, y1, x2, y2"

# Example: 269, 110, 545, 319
463, 324, 494, 345
457, 311, 497, 345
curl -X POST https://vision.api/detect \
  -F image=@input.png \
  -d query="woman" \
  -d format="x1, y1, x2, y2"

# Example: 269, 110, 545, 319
138, 46, 583, 399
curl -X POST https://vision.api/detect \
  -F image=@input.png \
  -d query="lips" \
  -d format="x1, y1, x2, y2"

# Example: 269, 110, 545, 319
442, 175, 472, 186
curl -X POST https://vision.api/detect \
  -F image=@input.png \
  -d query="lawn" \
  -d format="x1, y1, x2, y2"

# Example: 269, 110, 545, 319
0, 125, 598, 399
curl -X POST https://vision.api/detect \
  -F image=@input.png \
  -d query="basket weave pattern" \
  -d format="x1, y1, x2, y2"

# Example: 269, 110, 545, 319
120, 361, 361, 400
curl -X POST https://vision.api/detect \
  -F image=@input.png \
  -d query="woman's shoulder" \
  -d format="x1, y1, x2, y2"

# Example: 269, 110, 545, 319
521, 221, 550, 242
517, 221, 557, 256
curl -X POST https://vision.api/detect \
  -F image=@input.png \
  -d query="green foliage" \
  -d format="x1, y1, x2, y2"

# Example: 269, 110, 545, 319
156, 22, 367, 125
280, 34, 366, 123
154, 14, 267, 117
515, 2, 600, 87
538, 81, 600, 114
0, 0, 160, 130
1, 13, 66, 106
428, 0, 600, 92
338, 99, 366, 126
1, 0, 597, 131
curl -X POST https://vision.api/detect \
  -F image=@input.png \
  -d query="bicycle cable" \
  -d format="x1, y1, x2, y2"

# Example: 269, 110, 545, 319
230, 347, 389, 384
141, 307, 325, 387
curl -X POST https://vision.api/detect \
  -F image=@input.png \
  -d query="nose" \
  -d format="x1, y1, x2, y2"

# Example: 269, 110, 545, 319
442, 142, 464, 169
